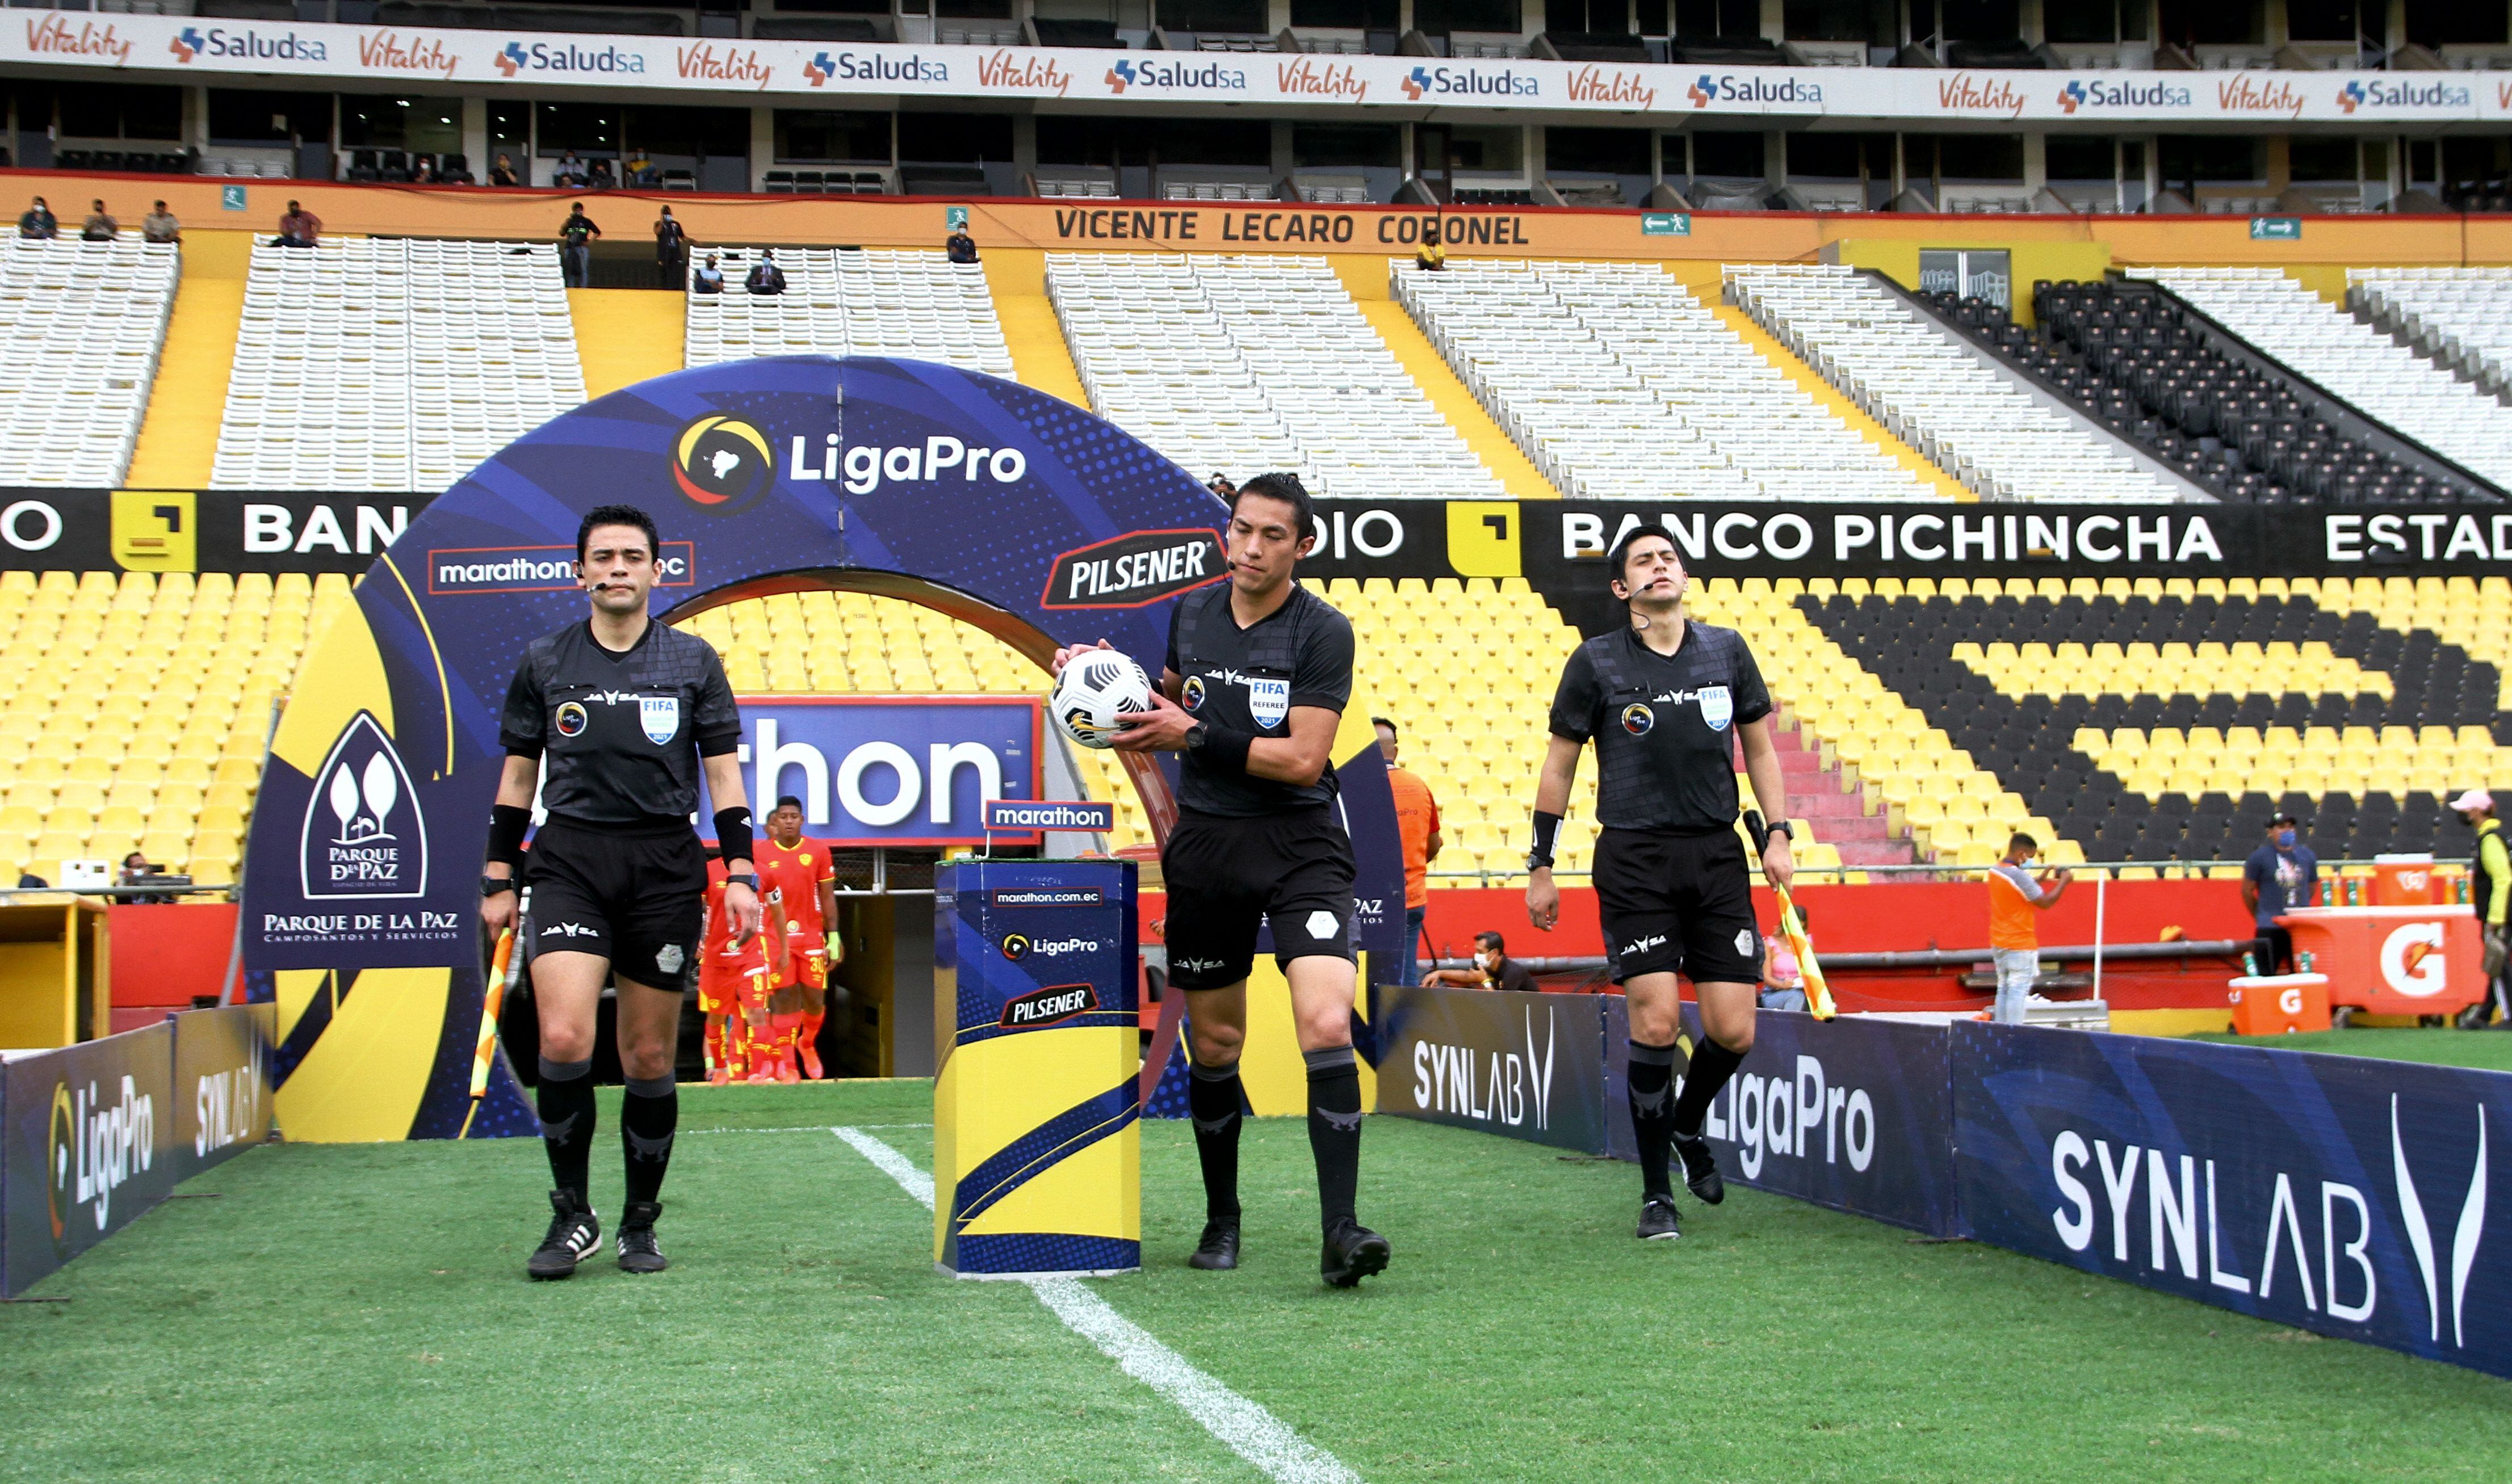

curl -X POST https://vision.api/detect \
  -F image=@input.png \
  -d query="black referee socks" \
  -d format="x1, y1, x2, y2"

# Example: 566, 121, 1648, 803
1673, 1036, 1746, 1140
536, 1056, 596, 1200
1305, 1046, 1364, 1230
1626, 1041, 1678, 1201
1187, 1058, 1244, 1224
620, 1074, 678, 1206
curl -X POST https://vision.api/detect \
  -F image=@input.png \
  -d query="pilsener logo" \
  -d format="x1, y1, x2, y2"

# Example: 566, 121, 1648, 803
1042, 528, 1227, 610
299, 712, 428, 901
999, 982, 1100, 1029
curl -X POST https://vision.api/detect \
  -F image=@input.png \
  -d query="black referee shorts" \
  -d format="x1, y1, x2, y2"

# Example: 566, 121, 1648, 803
1162, 805, 1355, 993
1593, 826, 1762, 987
525, 819, 707, 989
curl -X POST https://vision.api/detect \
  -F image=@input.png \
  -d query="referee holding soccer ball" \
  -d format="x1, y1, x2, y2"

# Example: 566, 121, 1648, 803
1056, 474, 1389, 1288
1526, 524, 1789, 1244
482, 505, 762, 1280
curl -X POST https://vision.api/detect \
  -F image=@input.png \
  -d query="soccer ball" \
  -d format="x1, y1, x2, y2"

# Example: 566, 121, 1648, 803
1050, 649, 1155, 750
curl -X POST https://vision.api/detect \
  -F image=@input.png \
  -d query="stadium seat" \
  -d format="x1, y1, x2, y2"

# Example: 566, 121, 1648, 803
683, 247, 1013, 381
0, 239, 179, 486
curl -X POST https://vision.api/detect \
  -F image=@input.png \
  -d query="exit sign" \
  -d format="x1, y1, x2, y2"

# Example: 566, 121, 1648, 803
1641, 212, 1691, 237
2249, 217, 2302, 241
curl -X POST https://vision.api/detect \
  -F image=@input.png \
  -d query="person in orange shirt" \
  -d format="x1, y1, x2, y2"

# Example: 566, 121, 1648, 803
756, 794, 841, 1080
1375, 718, 1442, 987
1986, 831, 2069, 1024
697, 850, 778, 1084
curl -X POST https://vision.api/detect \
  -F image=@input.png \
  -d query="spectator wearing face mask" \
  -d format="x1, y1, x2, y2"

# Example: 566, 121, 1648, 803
1986, 831, 2069, 1024
2242, 814, 2318, 976
1424, 931, 1535, 993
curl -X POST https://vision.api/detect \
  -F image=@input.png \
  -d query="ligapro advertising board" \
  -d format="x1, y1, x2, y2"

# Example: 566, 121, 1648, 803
1, 1023, 177, 1297
5, 14, 2507, 123
236, 354, 1403, 1142
1955, 1024, 2512, 1379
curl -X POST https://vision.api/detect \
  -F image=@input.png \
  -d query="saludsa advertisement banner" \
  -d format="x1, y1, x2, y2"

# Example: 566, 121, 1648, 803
9, 12, 2510, 122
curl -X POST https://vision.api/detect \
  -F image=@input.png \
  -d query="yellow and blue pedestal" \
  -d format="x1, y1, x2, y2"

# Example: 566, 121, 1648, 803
933, 859, 1140, 1278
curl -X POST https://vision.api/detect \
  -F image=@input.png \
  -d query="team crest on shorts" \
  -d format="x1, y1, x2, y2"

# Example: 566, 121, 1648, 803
656, 943, 685, 975
1621, 703, 1655, 735
640, 696, 680, 745
1699, 685, 1733, 732
555, 701, 588, 738
1249, 677, 1290, 729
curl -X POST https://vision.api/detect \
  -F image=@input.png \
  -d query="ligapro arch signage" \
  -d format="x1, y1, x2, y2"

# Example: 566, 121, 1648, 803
9, 14, 2507, 122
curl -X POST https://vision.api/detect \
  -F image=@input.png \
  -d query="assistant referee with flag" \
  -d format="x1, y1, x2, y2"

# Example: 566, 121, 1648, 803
482, 505, 761, 1280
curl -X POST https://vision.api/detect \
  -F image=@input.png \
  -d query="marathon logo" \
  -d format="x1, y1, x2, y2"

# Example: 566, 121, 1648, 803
989, 886, 1106, 907
2058, 78, 2191, 113
26, 15, 132, 63
1042, 528, 1228, 611
357, 31, 459, 79
999, 983, 1100, 1029
1401, 64, 1538, 101
984, 800, 1115, 833
498, 40, 645, 77
427, 541, 693, 595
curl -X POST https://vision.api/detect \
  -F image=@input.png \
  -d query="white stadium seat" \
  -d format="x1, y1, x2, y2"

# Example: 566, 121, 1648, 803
1047, 251, 1504, 499
1395, 257, 1930, 502
0, 238, 178, 486
683, 247, 1014, 381
212, 239, 586, 492
1730, 263, 2177, 503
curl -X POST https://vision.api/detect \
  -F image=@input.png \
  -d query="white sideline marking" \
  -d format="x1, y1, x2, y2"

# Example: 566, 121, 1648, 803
686, 1123, 933, 1136
831, 1126, 1361, 1484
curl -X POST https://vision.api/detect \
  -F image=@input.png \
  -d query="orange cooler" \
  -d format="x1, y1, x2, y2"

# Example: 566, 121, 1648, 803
2277, 905, 2482, 1016
2228, 974, 2333, 1035
2372, 854, 2438, 906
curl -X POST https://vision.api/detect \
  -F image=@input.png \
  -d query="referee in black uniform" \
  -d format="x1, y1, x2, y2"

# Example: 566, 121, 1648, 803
481, 504, 761, 1280
1526, 524, 1791, 1242
1055, 474, 1390, 1287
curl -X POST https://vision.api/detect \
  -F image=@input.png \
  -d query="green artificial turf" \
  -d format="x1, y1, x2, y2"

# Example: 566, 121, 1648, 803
5, 1081, 2506, 1482
2190, 1025, 2512, 1072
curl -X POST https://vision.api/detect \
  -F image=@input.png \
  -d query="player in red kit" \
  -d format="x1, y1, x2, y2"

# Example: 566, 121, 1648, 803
756, 794, 840, 1079
698, 850, 778, 1084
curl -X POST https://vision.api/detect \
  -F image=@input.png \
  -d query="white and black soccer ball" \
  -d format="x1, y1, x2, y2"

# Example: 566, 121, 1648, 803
1050, 649, 1155, 750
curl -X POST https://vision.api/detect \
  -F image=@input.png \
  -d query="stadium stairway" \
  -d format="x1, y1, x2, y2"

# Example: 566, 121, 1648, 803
1703, 301, 1973, 502
1762, 715, 1919, 870
124, 230, 253, 489
982, 249, 1089, 407
570, 288, 685, 400
1333, 260, 1559, 501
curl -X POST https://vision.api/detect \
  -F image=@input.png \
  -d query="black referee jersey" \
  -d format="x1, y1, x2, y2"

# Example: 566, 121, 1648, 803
500, 619, 744, 825
1166, 580, 1355, 817
1548, 622, 1772, 833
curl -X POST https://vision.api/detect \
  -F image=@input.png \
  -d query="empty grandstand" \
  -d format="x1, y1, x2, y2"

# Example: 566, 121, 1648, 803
2351, 268, 2512, 397
0, 238, 178, 487
1395, 258, 1931, 502
682, 248, 1013, 379
212, 240, 585, 491
1730, 264, 2184, 503
2133, 267, 2512, 495
1047, 253, 1506, 499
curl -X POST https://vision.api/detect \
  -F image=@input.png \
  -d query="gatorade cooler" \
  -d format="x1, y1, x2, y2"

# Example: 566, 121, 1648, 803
933, 859, 1140, 1279
2372, 853, 2438, 906
2228, 973, 2333, 1035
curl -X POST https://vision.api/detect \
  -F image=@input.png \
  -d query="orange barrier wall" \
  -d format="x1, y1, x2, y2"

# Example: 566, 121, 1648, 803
106, 902, 237, 1035
19, 170, 2512, 266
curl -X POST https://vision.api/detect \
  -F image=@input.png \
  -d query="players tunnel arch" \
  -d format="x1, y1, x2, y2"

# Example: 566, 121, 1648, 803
236, 356, 1403, 1141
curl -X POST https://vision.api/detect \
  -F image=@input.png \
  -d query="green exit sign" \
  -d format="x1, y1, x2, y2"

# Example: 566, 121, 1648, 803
945, 205, 970, 230
2249, 216, 2302, 241
1641, 212, 1691, 237
220, 184, 246, 212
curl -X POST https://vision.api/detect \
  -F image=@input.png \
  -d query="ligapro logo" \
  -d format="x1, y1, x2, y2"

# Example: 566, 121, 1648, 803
1105, 58, 1247, 93
1001, 933, 1098, 960
2058, 78, 2192, 113
299, 712, 427, 900
48, 1075, 156, 1244
1401, 63, 1536, 102
497, 39, 645, 77
171, 23, 328, 62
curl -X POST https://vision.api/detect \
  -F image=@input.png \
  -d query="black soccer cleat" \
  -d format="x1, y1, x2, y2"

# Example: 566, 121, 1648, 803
1636, 1196, 1682, 1242
527, 1189, 601, 1280
616, 1200, 668, 1274
1188, 1220, 1241, 1271
1320, 1218, 1391, 1288
1672, 1130, 1725, 1205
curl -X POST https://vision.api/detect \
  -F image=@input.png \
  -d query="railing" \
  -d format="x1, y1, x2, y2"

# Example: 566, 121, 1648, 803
3, 882, 240, 902
1427, 858, 2469, 888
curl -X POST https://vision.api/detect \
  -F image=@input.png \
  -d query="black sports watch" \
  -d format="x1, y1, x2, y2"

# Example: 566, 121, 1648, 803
724, 872, 759, 890
1765, 821, 1794, 841
480, 875, 516, 897
1184, 720, 1210, 752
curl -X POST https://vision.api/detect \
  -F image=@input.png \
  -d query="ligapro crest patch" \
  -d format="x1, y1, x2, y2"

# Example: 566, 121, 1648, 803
1249, 677, 1290, 729
640, 696, 680, 745
1699, 685, 1733, 732
300, 712, 428, 900
1621, 703, 1655, 735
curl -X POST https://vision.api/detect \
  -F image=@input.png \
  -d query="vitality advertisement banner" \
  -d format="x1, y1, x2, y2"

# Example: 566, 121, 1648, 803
4, 12, 2505, 123
1954, 1023, 2512, 1379
1375, 985, 1609, 1153
1603, 1001, 1961, 1237
1, 1022, 177, 1297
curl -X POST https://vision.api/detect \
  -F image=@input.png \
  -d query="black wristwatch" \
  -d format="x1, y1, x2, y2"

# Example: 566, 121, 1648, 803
1184, 720, 1209, 752
480, 875, 516, 897
724, 872, 759, 890
1765, 821, 1794, 841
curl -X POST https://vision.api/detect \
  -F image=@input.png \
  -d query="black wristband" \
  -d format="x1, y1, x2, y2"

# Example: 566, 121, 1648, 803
485, 804, 532, 866
1529, 810, 1563, 869
713, 806, 755, 867
1200, 724, 1254, 775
